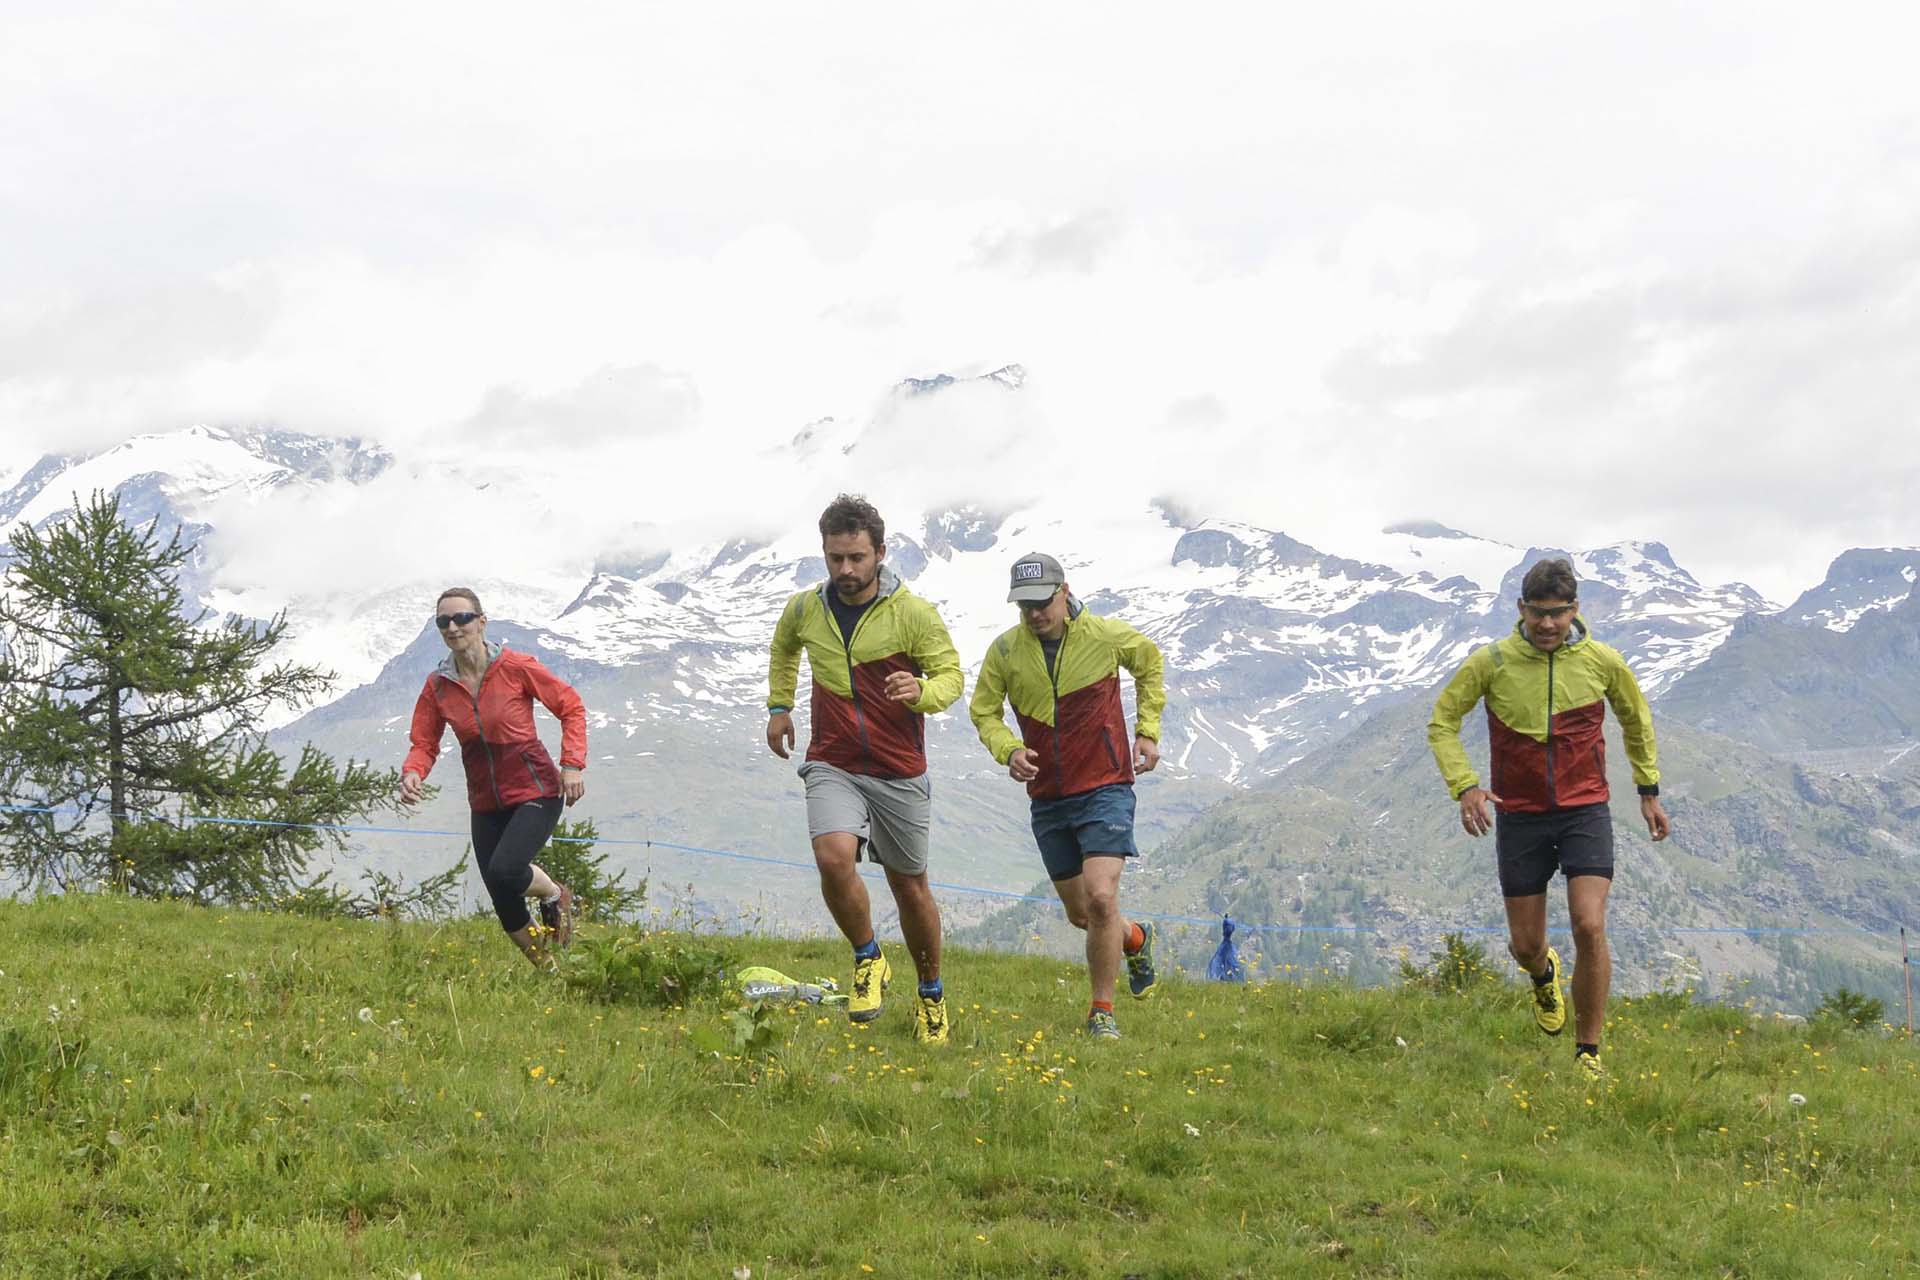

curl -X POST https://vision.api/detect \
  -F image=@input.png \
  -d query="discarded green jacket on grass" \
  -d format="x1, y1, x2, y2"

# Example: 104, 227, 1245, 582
734, 965, 847, 1005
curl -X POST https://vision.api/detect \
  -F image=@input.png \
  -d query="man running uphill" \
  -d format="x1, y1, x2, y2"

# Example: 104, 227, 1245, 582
766, 496, 964, 1044
1428, 557, 1671, 1080
970, 552, 1166, 1041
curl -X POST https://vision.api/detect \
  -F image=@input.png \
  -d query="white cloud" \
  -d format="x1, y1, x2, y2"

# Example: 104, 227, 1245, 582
4, 2, 1920, 604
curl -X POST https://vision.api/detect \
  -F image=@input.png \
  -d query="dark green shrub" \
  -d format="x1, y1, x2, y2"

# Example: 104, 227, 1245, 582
1812, 987, 1884, 1030
559, 931, 731, 1006
1400, 933, 1500, 993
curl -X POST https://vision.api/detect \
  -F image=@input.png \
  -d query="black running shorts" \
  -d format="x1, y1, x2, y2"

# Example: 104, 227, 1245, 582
1493, 801, 1614, 897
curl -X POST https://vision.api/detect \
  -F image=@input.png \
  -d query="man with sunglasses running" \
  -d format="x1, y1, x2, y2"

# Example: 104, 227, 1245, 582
1428, 557, 1670, 1081
970, 552, 1165, 1041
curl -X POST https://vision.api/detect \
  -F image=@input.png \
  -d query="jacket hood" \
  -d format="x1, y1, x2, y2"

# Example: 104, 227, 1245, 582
436, 639, 505, 680
815, 563, 904, 607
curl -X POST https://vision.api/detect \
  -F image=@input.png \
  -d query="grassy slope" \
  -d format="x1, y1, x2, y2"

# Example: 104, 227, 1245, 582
2, 896, 1915, 1279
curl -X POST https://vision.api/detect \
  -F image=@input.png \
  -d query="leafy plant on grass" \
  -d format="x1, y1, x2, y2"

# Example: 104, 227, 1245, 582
559, 931, 732, 1006
690, 1003, 779, 1060
1399, 932, 1500, 993
1811, 986, 1884, 1030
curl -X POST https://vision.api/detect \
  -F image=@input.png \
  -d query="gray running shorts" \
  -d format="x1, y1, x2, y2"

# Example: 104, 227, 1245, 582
798, 759, 931, 876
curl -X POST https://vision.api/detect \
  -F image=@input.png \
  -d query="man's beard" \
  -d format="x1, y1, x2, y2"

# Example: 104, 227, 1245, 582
835, 569, 876, 599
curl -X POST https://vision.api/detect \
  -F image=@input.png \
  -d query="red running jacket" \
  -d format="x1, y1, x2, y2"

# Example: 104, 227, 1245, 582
403, 643, 588, 813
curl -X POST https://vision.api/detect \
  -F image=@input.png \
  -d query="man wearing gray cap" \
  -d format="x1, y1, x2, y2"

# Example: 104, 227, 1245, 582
969, 552, 1167, 1040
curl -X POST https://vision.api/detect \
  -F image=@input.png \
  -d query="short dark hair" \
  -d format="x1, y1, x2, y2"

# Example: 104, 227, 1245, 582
1520, 558, 1578, 604
437, 586, 484, 614
819, 494, 884, 551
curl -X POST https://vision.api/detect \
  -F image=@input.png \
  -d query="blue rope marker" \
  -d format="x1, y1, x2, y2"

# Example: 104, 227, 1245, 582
0, 801, 1895, 943
1206, 916, 1246, 983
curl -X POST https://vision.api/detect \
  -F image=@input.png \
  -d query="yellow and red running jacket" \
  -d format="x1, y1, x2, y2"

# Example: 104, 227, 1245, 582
767, 566, 963, 779
1428, 618, 1659, 814
970, 601, 1166, 800
404, 643, 588, 814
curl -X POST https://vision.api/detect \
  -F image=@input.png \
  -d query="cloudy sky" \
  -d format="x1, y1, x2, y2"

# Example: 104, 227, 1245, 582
3, 3, 1918, 601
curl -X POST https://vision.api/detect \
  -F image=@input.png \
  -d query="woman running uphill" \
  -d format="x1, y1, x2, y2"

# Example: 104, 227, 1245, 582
399, 588, 589, 967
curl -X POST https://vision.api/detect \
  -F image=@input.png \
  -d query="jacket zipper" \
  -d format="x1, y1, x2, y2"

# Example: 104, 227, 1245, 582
448, 665, 505, 808
1047, 621, 1070, 798
1544, 648, 1557, 808
836, 591, 879, 772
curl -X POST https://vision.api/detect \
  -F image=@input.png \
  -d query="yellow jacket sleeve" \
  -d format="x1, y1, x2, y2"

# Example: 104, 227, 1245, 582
1605, 650, 1661, 790
968, 641, 1023, 765
904, 600, 963, 715
1116, 620, 1166, 742
767, 594, 804, 713
1428, 647, 1492, 800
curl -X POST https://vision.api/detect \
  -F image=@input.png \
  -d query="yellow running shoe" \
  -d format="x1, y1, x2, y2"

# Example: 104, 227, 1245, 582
1529, 946, 1567, 1037
912, 993, 950, 1045
1576, 1049, 1606, 1082
848, 951, 891, 1024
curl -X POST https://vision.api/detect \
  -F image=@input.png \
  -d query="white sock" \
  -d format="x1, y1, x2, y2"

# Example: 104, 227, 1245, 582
540, 890, 562, 904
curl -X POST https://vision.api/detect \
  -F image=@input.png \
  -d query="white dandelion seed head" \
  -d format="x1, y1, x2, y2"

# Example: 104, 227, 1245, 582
1788, 1092, 1806, 1107
357, 1007, 374, 1024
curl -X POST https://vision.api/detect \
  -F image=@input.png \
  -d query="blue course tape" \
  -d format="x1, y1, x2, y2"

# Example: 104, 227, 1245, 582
0, 802, 1898, 942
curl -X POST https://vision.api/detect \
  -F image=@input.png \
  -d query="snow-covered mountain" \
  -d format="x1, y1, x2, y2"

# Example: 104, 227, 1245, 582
0, 396, 1811, 790
18, 376, 1914, 918
0, 424, 390, 533
0, 425, 394, 623
1777, 548, 1920, 632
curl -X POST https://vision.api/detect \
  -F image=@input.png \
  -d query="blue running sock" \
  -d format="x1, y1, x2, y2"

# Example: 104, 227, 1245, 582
918, 979, 943, 1001
853, 937, 881, 962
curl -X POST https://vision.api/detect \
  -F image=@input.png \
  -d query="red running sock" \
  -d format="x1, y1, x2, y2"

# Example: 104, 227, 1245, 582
1089, 999, 1115, 1016
1122, 921, 1145, 955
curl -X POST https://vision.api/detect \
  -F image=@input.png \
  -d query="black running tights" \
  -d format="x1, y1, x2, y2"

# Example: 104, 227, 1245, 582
471, 797, 563, 932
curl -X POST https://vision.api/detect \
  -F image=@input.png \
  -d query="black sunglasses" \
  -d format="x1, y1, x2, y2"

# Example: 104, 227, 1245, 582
1017, 590, 1060, 614
435, 611, 482, 630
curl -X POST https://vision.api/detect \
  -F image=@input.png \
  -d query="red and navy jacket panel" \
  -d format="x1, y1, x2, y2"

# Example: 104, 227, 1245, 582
766, 567, 964, 780
1428, 618, 1660, 815
403, 644, 588, 814
806, 651, 930, 778
1012, 672, 1135, 799
969, 606, 1167, 801
1486, 698, 1610, 813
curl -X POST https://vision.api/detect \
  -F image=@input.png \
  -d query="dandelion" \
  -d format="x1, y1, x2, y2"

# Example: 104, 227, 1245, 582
1183, 1123, 1200, 1137
357, 1008, 374, 1024
1788, 1093, 1806, 1107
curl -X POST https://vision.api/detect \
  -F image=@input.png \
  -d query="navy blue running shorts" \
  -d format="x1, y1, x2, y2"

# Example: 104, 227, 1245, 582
1494, 801, 1614, 897
1030, 783, 1138, 881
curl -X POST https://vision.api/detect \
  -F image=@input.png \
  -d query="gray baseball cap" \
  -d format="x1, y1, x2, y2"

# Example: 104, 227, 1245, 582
1007, 551, 1066, 603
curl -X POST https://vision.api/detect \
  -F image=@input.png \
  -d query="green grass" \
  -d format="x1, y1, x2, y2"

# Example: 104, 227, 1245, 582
1, 896, 1915, 1279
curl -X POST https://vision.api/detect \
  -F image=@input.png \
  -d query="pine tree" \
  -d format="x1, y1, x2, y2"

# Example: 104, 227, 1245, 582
0, 491, 398, 904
